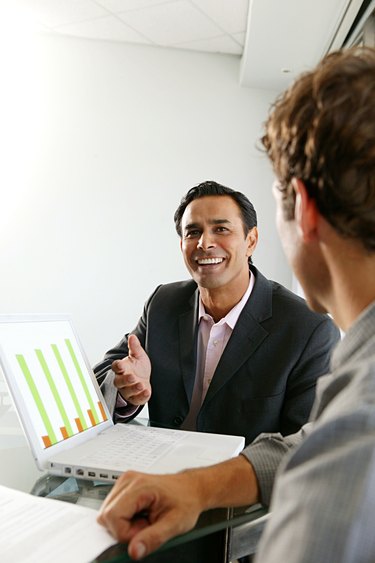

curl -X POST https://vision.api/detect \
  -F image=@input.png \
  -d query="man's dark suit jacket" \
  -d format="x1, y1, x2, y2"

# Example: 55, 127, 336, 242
94, 267, 340, 445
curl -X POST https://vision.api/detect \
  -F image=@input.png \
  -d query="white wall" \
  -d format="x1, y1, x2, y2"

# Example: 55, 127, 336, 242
1, 33, 291, 365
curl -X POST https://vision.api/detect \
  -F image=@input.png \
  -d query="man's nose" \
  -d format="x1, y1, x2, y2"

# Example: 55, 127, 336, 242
197, 232, 215, 250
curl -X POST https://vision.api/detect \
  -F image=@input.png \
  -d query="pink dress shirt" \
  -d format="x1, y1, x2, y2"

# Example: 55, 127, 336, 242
182, 272, 254, 430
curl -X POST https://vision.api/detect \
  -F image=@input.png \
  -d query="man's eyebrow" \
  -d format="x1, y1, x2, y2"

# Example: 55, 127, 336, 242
183, 222, 200, 231
209, 219, 231, 225
183, 219, 232, 230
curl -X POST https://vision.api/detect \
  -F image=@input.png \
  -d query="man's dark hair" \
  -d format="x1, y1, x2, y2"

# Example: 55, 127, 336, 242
174, 180, 257, 238
262, 46, 375, 253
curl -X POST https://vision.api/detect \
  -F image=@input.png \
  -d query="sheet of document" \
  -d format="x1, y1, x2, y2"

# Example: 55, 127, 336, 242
0, 485, 116, 562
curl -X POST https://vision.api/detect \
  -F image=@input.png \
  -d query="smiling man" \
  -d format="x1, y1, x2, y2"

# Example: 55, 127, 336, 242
94, 181, 338, 445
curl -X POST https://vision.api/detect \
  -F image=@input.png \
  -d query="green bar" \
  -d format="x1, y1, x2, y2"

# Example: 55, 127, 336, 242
65, 338, 99, 425
51, 344, 87, 431
16, 354, 58, 445
35, 349, 74, 437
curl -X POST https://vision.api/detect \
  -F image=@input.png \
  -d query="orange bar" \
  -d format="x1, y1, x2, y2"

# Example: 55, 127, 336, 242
75, 418, 84, 432
98, 401, 107, 422
42, 435, 52, 448
60, 426, 69, 440
87, 409, 96, 426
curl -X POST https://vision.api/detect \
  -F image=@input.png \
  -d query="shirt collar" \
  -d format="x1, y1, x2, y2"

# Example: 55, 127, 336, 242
198, 270, 255, 329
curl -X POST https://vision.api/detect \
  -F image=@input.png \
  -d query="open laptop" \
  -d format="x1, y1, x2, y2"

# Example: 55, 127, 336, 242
0, 315, 245, 483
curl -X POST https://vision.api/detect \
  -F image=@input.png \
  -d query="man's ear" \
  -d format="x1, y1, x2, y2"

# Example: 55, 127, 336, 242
246, 226, 258, 257
292, 178, 319, 243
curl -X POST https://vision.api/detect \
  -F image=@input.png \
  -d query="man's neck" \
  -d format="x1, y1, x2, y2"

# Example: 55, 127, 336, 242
331, 267, 375, 332
199, 274, 251, 323
323, 242, 375, 332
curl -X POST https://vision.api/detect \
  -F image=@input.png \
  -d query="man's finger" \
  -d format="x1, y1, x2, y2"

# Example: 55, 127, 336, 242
127, 511, 194, 561
127, 388, 151, 403
127, 334, 144, 359
111, 358, 127, 374
99, 487, 156, 541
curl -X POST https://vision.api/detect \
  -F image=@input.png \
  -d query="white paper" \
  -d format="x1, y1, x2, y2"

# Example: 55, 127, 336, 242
0, 485, 116, 562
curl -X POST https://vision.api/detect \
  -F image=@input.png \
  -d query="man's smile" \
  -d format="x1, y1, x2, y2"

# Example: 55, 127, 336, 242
195, 257, 225, 266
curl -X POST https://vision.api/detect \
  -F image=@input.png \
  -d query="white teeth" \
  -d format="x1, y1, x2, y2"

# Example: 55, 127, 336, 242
197, 258, 224, 265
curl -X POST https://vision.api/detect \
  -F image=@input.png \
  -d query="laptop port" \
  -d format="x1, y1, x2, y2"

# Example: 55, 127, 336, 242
88, 471, 96, 477
76, 468, 84, 476
99, 473, 108, 479
112, 475, 119, 480
64, 467, 72, 474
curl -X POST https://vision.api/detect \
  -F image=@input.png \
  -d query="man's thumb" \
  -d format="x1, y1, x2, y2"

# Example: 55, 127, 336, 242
128, 334, 144, 359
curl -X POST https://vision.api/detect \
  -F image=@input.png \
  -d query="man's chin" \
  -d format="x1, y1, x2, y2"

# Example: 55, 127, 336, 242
305, 296, 328, 315
192, 273, 225, 290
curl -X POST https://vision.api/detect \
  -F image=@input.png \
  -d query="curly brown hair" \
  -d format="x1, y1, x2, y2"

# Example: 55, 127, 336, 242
262, 47, 375, 252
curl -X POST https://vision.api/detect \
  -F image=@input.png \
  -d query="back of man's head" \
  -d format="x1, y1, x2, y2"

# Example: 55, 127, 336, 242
262, 47, 375, 253
174, 180, 257, 238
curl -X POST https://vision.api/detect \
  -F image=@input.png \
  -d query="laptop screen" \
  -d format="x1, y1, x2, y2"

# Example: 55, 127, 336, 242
0, 315, 112, 469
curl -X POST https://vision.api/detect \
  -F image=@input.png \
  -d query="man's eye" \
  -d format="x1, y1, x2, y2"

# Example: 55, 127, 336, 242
215, 226, 228, 233
185, 230, 200, 238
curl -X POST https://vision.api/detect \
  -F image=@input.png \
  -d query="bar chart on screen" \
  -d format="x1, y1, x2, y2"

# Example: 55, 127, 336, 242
0, 319, 108, 450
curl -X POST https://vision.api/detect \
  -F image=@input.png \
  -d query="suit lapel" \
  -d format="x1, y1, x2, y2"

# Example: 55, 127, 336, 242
179, 288, 199, 402
202, 267, 273, 406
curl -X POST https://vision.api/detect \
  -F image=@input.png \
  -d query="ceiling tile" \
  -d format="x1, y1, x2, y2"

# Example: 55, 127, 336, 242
94, 0, 172, 13
54, 14, 150, 43
191, 0, 249, 34
177, 34, 243, 55
118, 0, 221, 45
0, 2, 50, 33
12, 0, 109, 28
32, 21, 53, 33
231, 31, 246, 47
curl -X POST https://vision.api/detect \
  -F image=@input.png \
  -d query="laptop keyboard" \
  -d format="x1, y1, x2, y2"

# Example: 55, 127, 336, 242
83, 424, 186, 469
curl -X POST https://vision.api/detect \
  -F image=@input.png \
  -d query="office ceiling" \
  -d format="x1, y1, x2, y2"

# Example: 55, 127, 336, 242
2, 0, 358, 90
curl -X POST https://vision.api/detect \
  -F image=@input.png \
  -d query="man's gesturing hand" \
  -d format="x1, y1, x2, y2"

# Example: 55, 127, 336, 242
112, 334, 152, 406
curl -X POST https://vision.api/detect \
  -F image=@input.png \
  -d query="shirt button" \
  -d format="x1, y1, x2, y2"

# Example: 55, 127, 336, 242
173, 416, 184, 426
213, 340, 218, 346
